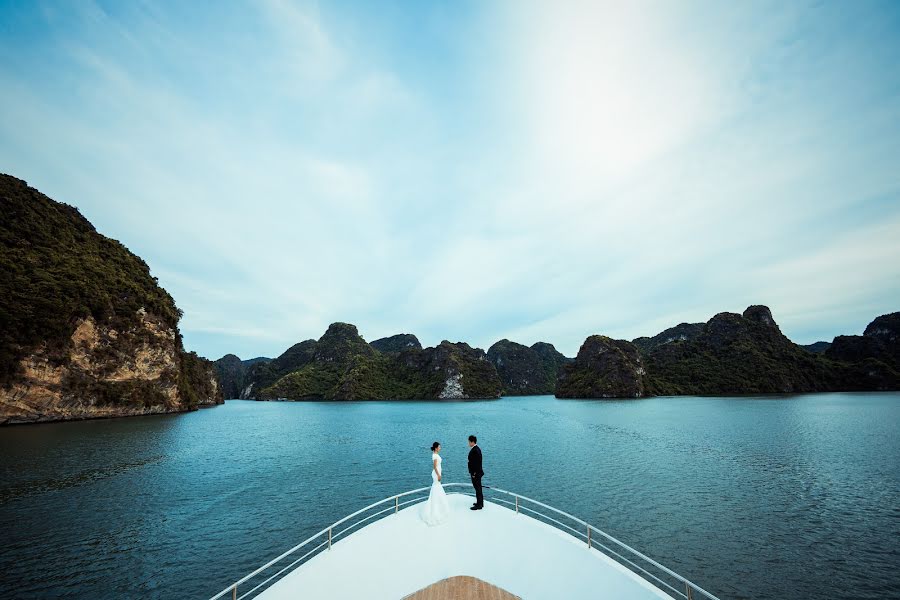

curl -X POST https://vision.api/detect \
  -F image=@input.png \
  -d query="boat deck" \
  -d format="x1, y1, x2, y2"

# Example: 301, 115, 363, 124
257, 493, 674, 599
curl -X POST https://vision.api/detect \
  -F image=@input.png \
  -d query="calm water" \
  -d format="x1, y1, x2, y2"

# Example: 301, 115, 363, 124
1, 394, 898, 599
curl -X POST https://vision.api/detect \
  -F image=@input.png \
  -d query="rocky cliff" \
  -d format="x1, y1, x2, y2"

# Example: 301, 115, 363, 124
243, 324, 501, 400
531, 342, 574, 383
801, 341, 831, 354
213, 354, 271, 399
822, 312, 900, 389
632, 322, 704, 353
0, 175, 222, 424
370, 333, 422, 353
399, 340, 502, 400
556, 336, 650, 398
826, 313, 900, 368
640, 306, 836, 395
239, 340, 316, 398
486, 339, 570, 395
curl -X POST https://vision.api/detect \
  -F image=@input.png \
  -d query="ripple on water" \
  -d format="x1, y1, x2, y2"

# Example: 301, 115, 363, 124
0, 394, 898, 600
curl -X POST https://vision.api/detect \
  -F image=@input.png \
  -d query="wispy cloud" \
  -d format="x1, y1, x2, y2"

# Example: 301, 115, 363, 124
1, 0, 898, 360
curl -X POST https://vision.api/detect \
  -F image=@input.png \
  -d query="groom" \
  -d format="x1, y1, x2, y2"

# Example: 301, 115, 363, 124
468, 435, 484, 510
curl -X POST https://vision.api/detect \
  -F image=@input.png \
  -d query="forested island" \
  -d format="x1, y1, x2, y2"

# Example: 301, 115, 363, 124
556, 306, 899, 398
0, 175, 222, 424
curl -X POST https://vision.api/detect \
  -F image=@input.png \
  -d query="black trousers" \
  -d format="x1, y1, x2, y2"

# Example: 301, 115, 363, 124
471, 473, 483, 506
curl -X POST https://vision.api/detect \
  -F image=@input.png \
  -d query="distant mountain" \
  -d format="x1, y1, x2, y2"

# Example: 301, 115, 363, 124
213, 354, 271, 399
531, 342, 574, 385
800, 341, 831, 353
240, 340, 317, 398
557, 336, 649, 398
243, 356, 271, 366
824, 312, 900, 386
0, 174, 222, 424
632, 322, 704, 353
487, 340, 571, 395
390, 339, 502, 400
214, 354, 243, 399
219, 307, 900, 401
370, 334, 422, 353
242, 323, 501, 400
487, 340, 548, 395
558, 305, 900, 398
641, 306, 836, 395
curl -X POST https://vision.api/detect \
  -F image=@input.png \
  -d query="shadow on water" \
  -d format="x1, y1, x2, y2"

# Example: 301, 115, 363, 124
0, 455, 165, 505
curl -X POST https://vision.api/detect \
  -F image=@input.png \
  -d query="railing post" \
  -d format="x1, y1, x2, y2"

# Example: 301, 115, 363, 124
395, 496, 399, 513
328, 527, 332, 550
515, 496, 519, 513
685, 582, 694, 600
587, 525, 592, 549
232, 585, 237, 600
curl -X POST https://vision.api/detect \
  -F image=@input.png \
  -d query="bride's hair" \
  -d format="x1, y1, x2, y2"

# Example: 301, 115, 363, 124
431, 441, 440, 451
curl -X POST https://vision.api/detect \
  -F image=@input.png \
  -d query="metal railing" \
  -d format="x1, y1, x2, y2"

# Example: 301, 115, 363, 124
482, 485, 722, 600
208, 483, 723, 600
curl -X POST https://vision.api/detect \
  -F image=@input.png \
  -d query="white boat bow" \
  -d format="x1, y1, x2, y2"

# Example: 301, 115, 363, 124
209, 483, 723, 600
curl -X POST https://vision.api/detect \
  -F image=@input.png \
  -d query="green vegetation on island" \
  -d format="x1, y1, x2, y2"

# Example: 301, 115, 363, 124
228, 305, 900, 401
239, 323, 502, 400
487, 339, 571, 395
558, 305, 900, 398
370, 333, 422, 353
213, 354, 272, 399
557, 335, 650, 398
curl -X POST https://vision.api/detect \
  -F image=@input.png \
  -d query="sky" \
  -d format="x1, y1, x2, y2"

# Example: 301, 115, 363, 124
1, 0, 899, 361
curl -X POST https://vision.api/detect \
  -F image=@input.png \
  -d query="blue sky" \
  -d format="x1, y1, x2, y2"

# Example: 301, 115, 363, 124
2, 0, 899, 360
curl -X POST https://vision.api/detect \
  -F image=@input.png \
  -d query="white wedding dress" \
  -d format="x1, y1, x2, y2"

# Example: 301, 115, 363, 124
419, 452, 450, 526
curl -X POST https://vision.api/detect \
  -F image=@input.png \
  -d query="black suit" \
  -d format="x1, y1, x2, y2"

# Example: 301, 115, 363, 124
468, 444, 484, 507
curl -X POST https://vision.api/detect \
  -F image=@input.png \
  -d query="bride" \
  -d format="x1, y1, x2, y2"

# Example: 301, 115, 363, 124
419, 441, 450, 526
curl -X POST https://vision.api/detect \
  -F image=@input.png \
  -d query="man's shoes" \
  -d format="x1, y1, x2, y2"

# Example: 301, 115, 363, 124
470, 505, 483, 510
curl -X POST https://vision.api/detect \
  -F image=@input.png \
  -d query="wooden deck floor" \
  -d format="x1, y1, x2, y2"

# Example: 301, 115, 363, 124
402, 576, 522, 600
